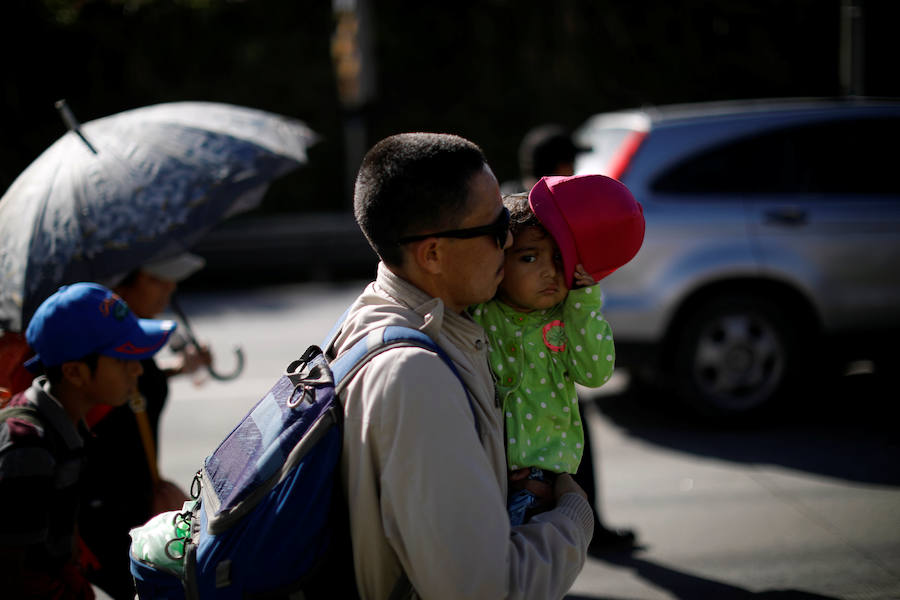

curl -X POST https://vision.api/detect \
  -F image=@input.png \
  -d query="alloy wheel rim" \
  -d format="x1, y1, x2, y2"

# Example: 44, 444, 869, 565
691, 312, 785, 411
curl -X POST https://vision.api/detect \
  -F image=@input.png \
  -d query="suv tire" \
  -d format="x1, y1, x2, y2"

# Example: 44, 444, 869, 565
672, 293, 797, 419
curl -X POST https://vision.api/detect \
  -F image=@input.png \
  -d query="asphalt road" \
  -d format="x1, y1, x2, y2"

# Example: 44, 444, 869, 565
108, 280, 899, 600
569, 372, 899, 600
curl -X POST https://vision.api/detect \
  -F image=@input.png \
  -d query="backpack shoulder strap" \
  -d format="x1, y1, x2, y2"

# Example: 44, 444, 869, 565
330, 324, 476, 600
321, 305, 352, 353
330, 325, 479, 436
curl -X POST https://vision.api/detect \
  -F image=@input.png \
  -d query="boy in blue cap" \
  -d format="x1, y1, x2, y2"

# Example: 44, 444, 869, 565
0, 282, 175, 599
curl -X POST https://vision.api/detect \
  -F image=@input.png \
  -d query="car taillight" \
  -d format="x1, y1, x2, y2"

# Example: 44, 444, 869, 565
606, 130, 648, 181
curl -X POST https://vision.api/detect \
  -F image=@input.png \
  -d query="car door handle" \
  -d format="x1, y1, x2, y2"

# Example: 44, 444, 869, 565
764, 207, 807, 226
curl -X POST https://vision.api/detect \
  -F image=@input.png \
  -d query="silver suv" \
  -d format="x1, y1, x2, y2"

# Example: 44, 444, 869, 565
573, 98, 900, 418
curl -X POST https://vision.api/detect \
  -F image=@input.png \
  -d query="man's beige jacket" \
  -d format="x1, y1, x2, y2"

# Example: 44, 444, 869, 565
331, 263, 594, 600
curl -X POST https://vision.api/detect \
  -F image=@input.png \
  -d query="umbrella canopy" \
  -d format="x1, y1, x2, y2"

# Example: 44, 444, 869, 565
0, 101, 317, 332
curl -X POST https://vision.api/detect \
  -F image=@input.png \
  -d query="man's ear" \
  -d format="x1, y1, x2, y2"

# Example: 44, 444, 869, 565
60, 361, 91, 387
409, 238, 444, 275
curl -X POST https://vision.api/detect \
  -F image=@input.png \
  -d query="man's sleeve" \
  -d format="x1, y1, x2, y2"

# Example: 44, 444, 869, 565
364, 350, 592, 600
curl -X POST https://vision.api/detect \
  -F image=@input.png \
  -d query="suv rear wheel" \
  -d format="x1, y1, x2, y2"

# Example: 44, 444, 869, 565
672, 294, 797, 418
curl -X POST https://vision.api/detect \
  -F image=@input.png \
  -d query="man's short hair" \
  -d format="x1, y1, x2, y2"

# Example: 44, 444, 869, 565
354, 133, 488, 266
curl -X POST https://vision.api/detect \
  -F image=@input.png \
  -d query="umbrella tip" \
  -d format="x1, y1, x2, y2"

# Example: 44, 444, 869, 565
55, 99, 80, 130
55, 99, 98, 155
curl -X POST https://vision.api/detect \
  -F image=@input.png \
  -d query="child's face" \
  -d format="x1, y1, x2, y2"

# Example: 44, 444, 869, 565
498, 226, 568, 312
82, 355, 144, 407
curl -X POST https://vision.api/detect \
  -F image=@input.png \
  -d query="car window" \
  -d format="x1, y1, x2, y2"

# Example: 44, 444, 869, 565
651, 116, 900, 196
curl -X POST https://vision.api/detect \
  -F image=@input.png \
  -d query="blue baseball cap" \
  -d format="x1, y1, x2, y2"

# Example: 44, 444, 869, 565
24, 282, 176, 371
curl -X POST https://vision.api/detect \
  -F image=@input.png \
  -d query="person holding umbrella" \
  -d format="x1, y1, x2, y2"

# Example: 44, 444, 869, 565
79, 253, 212, 600
0, 100, 316, 597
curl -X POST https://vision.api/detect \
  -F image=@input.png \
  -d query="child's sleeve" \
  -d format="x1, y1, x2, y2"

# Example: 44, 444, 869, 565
562, 284, 615, 388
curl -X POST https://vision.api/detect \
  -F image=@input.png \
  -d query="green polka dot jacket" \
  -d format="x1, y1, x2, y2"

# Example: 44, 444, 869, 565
471, 285, 615, 473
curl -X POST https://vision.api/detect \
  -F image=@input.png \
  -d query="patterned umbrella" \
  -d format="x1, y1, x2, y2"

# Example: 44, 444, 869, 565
0, 101, 317, 332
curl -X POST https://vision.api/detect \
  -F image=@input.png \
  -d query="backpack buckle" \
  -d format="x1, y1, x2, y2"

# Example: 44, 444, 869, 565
286, 383, 316, 408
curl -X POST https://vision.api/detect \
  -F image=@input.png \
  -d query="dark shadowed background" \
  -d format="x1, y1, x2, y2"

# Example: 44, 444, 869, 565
3, 0, 897, 281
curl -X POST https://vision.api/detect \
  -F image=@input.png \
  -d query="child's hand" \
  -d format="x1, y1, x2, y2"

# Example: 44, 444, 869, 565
152, 479, 190, 513
573, 264, 596, 288
509, 468, 554, 506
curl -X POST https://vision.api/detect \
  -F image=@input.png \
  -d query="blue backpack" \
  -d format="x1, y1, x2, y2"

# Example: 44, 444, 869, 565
129, 324, 473, 599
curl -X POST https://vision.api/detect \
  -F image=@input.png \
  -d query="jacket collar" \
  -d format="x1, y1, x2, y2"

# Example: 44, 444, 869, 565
375, 263, 488, 354
25, 377, 85, 451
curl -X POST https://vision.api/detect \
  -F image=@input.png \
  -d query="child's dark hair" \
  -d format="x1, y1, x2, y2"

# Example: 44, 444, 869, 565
45, 353, 101, 385
503, 193, 545, 238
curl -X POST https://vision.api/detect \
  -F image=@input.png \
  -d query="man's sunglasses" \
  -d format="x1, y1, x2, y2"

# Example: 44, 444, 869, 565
397, 207, 511, 248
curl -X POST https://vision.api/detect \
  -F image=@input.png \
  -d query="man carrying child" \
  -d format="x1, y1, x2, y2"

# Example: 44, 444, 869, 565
332, 132, 594, 599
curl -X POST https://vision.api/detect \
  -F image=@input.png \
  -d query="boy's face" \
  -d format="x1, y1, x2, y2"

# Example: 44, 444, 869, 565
498, 226, 568, 312
80, 355, 145, 407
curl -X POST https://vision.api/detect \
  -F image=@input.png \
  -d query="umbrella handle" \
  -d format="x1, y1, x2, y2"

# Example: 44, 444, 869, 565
208, 346, 245, 381
169, 296, 244, 382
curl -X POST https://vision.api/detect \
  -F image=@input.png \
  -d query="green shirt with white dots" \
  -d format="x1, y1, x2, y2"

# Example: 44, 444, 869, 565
471, 284, 615, 473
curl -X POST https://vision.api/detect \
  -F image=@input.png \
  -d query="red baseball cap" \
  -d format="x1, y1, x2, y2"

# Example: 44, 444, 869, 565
528, 174, 645, 288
